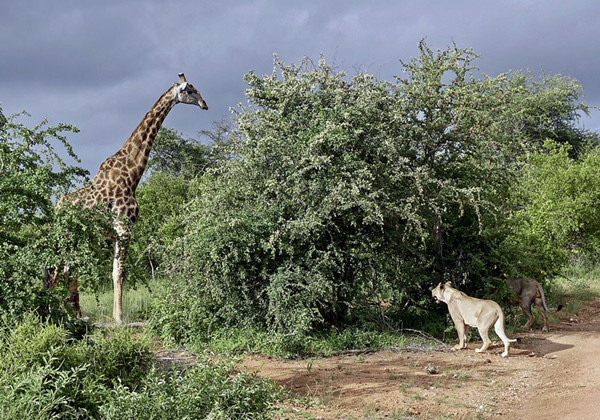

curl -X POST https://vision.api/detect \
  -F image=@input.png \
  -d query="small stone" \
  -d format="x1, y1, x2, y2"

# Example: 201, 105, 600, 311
407, 407, 420, 416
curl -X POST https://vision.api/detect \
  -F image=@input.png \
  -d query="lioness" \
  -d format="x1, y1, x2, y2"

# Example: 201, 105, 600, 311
432, 282, 516, 357
506, 278, 562, 332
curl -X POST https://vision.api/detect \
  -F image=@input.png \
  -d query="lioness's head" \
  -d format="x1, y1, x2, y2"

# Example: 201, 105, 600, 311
431, 281, 452, 304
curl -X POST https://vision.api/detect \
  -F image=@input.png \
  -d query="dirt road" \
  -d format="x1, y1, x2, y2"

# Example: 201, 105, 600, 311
502, 299, 600, 420
241, 298, 600, 419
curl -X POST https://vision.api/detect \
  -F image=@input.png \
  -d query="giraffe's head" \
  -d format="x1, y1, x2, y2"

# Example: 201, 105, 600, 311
173, 73, 208, 110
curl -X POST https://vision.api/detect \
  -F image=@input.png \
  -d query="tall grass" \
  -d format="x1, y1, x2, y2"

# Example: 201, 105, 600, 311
79, 282, 160, 324
552, 262, 600, 313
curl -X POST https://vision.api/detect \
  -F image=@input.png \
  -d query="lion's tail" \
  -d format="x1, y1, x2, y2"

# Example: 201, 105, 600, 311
537, 283, 551, 313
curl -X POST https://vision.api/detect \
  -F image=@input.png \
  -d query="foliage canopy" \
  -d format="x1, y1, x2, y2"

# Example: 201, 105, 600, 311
148, 42, 593, 345
0, 107, 115, 320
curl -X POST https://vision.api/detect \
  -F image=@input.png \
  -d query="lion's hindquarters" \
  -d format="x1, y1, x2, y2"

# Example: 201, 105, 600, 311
511, 278, 560, 331
474, 302, 515, 357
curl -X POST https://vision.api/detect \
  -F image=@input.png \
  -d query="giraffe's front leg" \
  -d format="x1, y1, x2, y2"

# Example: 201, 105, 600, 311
112, 220, 129, 324
112, 242, 124, 324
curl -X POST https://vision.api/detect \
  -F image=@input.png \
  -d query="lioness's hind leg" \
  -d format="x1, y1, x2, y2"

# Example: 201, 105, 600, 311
461, 325, 469, 349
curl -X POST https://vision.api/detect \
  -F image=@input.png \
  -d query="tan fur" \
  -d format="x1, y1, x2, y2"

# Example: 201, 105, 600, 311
506, 278, 561, 332
432, 282, 516, 357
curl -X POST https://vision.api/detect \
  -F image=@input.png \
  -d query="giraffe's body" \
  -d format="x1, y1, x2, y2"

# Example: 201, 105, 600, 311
52, 74, 207, 323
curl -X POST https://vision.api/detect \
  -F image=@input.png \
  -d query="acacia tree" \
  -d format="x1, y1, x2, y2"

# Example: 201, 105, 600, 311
153, 42, 591, 341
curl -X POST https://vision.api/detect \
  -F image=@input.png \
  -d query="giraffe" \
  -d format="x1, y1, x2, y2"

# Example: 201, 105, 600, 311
49, 73, 208, 323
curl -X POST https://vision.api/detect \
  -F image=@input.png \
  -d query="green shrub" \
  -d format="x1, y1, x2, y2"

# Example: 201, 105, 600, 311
0, 315, 281, 419
0, 107, 114, 320
101, 358, 280, 420
0, 314, 71, 372
0, 315, 151, 418
0, 364, 82, 420
505, 142, 600, 279
150, 42, 592, 346
80, 327, 154, 391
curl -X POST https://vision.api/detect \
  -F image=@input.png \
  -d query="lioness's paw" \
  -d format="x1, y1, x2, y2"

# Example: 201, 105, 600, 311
501, 351, 509, 357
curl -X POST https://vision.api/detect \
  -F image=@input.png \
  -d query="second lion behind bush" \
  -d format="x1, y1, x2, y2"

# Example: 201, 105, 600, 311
506, 278, 562, 332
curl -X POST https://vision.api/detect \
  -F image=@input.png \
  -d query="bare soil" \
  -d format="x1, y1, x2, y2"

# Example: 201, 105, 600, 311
239, 298, 600, 419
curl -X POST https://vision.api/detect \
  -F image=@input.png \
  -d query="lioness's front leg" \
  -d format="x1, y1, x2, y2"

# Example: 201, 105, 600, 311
454, 321, 469, 350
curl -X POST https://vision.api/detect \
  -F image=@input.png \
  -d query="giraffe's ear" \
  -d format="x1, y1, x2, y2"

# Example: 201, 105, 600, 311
178, 73, 187, 84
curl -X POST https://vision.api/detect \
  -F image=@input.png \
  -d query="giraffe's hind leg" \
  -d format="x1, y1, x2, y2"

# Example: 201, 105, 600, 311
64, 270, 82, 318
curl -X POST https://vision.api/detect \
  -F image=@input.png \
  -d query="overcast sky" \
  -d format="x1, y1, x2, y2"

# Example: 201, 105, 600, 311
2, 1, 600, 175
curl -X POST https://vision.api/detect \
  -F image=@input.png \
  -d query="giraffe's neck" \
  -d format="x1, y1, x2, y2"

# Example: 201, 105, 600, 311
93, 85, 177, 191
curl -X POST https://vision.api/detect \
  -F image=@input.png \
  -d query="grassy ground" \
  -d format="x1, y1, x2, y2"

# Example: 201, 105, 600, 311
79, 282, 157, 324
552, 263, 600, 313
78, 264, 600, 352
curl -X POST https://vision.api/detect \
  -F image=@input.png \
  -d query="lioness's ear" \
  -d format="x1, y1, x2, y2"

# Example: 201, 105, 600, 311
445, 281, 452, 287
438, 282, 444, 290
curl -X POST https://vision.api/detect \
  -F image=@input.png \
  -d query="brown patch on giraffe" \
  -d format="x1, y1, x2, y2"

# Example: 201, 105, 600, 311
110, 168, 121, 179
126, 143, 136, 155
113, 187, 124, 199
132, 166, 144, 181
140, 127, 150, 137
94, 178, 107, 188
